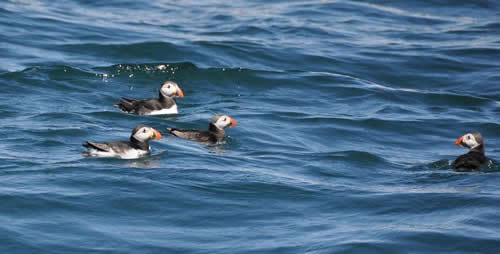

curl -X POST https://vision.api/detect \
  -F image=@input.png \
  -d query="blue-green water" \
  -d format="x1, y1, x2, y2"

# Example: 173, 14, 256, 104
1, 1, 500, 253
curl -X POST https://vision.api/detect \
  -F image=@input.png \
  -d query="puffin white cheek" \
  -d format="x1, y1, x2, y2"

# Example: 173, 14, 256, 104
470, 139, 478, 147
215, 120, 225, 129
133, 131, 149, 141
465, 137, 478, 147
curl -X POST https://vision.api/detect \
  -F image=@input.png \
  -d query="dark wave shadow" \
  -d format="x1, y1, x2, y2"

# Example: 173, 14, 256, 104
411, 159, 500, 173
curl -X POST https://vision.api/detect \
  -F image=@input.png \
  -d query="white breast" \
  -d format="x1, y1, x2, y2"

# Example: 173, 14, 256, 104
147, 104, 178, 115
88, 147, 150, 159
88, 149, 117, 158
118, 148, 150, 159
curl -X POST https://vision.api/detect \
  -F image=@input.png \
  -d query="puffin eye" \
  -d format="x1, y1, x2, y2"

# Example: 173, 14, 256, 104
223, 118, 227, 121
467, 136, 471, 140
143, 129, 147, 133
167, 85, 171, 89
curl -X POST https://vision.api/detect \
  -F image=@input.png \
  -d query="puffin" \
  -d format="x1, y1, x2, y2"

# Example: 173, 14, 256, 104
452, 132, 488, 172
167, 114, 237, 145
82, 125, 162, 159
114, 81, 184, 115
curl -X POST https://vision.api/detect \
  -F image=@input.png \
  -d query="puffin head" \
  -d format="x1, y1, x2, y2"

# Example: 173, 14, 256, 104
211, 114, 237, 129
131, 125, 163, 142
455, 132, 483, 150
160, 81, 184, 98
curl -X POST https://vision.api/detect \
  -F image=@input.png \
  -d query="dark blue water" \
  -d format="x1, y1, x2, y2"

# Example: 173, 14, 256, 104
1, 0, 500, 253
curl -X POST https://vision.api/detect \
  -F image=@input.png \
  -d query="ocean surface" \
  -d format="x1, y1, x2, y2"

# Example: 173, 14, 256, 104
1, 0, 500, 253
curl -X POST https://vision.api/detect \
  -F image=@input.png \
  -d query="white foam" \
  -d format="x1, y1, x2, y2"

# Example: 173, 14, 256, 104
367, 84, 421, 93
309, 71, 423, 93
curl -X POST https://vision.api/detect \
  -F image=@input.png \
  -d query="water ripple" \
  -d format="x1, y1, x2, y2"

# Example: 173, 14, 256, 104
1, 0, 500, 253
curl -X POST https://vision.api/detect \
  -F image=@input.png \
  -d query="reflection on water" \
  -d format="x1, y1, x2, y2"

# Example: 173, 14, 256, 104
428, 159, 452, 170
483, 159, 499, 172
125, 151, 167, 168
207, 145, 230, 155
157, 115, 179, 122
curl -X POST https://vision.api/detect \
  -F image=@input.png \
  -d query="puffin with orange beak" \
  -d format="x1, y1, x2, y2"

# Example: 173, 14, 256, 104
82, 125, 162, 159
166, 114, 237, 145
452, 132, 488, 171
114, 81, 184, 115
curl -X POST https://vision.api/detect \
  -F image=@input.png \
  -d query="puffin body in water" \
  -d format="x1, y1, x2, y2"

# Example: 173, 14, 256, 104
114, 81, 184, 115
452, 132, 488, 172
167, 114, 237, 145
82, 125, 162, 159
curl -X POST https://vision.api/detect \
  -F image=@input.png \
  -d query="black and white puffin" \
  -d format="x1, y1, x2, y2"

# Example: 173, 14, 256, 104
82, 125, 163, 159
452, 132, 488, 172
167, 114, 237, 145
114, 81, 184, 115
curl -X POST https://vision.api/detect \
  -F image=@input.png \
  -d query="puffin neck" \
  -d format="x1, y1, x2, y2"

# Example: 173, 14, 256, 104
470, 144, 485, 154
129, 136, 150, 150
209, 123, 225, 135
159, 92, 175, 103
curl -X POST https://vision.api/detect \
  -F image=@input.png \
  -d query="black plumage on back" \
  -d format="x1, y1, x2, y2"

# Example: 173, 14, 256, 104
82, 125, 162, 159
114, 81, 183, 115
452, 150, 488, 172
167, 123, 224, 145
115, 96, 176, 115
166, 114, 237, 145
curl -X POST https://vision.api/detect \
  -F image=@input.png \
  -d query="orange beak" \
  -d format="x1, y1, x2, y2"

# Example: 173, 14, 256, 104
455, 136, 463, 147
176, 87, 184, 98
153, 129, 163, 140
230, 117, 237, 128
